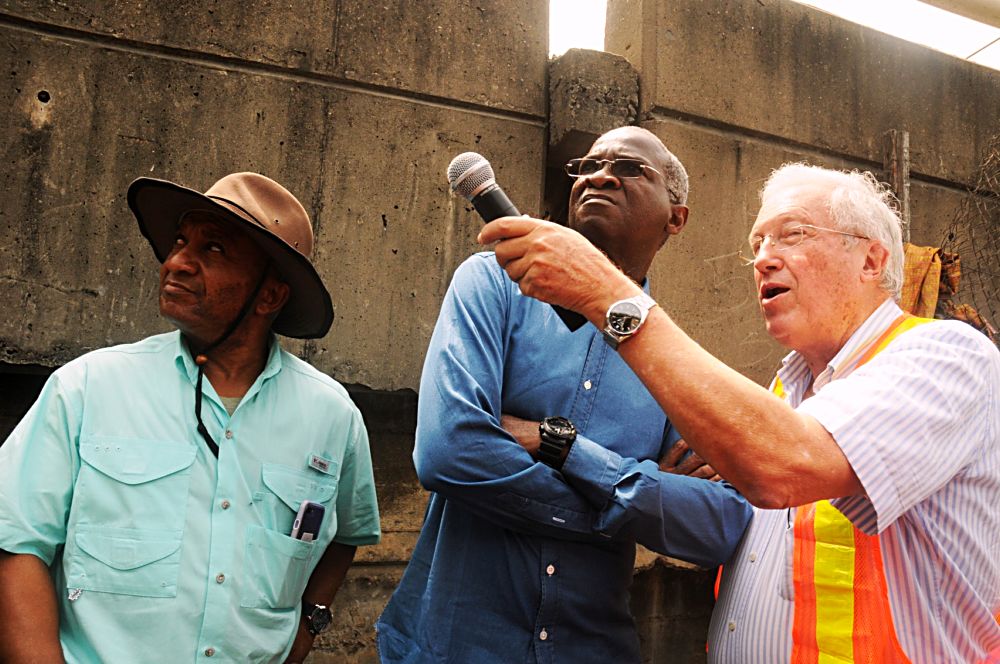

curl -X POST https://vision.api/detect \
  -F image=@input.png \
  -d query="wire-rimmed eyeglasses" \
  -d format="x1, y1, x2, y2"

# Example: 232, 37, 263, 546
738, 223, 869, 266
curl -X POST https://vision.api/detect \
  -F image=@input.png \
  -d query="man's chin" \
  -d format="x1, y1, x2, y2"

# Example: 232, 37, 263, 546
159, 303, 196, 334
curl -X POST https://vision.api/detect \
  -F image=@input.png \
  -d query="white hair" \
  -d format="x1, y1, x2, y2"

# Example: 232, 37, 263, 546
760, 163, 904, 299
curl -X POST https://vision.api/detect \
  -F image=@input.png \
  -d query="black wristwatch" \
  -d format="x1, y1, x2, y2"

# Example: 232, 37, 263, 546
538, 416, 577, 470
302, 600, 333, 636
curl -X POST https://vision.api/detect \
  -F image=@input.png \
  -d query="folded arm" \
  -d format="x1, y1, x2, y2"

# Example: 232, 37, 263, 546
415, 256, 751, 561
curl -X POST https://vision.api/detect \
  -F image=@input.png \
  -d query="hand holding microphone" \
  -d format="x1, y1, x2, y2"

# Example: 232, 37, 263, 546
447, 152, 586, 331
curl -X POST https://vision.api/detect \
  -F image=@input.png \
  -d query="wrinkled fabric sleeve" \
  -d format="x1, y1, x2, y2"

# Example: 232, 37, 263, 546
561, 430, 751, 567
0, 369, 81, 564
800, 321, 999, 535
414, 255, 751, 562
331, 408, 381, 547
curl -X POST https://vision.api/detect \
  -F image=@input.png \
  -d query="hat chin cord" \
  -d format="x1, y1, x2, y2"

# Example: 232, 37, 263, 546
191, 264, 272, 458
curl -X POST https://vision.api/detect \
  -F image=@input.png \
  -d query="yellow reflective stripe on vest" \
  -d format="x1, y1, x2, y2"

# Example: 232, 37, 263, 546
813, 501, 857, 661
784, 313, 934, 663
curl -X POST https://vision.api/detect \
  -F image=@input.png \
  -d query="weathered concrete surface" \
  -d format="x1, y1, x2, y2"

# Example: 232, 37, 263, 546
0, 0, 547, 116
549, 48, 639, 166
640, 117, 982, 386
631, 562, 716, 664
0, 24, 544, 390
607, 0, 1000, 187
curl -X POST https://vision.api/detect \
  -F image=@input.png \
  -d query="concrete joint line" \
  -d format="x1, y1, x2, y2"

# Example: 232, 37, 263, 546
646, 107, 987, 196
0, 12, 545, 127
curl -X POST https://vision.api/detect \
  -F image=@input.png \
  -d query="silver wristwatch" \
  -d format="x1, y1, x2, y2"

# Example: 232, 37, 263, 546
602, 293, 657, 350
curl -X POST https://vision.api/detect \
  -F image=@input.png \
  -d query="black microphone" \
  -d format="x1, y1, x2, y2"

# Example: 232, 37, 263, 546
447, 152, 586, 332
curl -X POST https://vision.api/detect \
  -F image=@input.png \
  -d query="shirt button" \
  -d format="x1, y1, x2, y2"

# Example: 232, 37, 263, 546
221, 500, 231, 510
546, 564, 556, 576
224, 430, 233, 440
216, 573, 225, 584
205, 648, 216, 657
539, 629, 548, 641
583, 379, 592, 390
749, 552, 757, 562
728, 621, 736, 632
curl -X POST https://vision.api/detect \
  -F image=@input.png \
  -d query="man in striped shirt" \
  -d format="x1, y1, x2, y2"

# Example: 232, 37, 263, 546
478, 162, 1000, 663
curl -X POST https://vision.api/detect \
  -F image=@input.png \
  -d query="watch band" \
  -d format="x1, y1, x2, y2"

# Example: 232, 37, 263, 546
537, 416, 577, 470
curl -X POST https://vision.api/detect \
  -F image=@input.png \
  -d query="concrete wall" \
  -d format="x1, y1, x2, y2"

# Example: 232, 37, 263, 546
607, 0, 1000, 385
0, 2, 547, 662
3, 0, 999, 662
1, 1, 547, 390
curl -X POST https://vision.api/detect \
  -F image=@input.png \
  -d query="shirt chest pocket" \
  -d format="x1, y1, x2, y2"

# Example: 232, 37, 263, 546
66, 438, 196, 598
242, 464, 339, 609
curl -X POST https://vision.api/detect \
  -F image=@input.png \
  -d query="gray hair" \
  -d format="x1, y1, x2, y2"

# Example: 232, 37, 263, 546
616, 126, 689, 205
760, 163, 904, 299
662, 148, 689, 206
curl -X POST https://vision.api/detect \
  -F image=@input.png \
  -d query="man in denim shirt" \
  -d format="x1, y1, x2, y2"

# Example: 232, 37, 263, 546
0, 173, 380, 663
377, 127, 751, 663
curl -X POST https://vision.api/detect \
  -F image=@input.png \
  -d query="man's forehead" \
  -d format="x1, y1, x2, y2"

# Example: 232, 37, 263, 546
752, 183, 830, 232
179, 211, 238, 235
588, 128, 666, 161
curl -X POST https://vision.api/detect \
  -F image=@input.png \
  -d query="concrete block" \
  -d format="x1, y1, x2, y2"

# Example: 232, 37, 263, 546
630, 562, 715, 664
606, 0, 1000, 187
548, 48, 639, 166
0, 0, 547, 116
0, 27, 545, 391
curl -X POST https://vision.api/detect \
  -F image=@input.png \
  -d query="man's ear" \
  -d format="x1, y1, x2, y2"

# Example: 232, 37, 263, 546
256, 278, 291, 317
861, 240, 890, 285
666, 205, 689, 236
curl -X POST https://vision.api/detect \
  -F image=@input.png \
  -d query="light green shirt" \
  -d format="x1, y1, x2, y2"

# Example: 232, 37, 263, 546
0, 331, 380, 663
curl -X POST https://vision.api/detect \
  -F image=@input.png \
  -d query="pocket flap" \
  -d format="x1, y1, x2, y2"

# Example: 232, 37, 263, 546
76, 526, 182, 570
80, 438, 196, 485
261, 464, 337, 512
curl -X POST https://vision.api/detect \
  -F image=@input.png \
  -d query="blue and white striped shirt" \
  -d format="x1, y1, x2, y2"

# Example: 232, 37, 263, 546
708, 299, 1000, 663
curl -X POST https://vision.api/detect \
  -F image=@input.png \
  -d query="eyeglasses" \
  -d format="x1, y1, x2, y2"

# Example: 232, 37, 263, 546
566, 157, 682, 203
739, 223, 869, 265
565, 158, 662, 180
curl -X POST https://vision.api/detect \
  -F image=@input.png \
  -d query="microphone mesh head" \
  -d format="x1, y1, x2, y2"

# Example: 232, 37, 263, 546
447, 152, 495, 201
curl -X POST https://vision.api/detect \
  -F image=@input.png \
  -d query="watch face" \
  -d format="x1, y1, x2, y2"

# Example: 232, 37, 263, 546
608, 302, 643, 334
311, 606, 333, 633
543, 416, 575, 438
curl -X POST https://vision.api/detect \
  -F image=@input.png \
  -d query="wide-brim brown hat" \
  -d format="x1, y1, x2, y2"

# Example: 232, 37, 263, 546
128, 172, 333, 339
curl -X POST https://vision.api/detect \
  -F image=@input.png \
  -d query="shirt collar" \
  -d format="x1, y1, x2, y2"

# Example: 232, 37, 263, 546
172, 330, 284, 386
775, 298, 902, 402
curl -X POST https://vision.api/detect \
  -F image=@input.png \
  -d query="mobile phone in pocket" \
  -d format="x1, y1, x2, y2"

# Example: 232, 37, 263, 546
290, 500, 325, 542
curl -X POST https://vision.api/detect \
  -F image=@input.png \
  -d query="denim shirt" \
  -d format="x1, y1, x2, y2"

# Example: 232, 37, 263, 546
377, 254, 750, 664
0, 332, 380, 663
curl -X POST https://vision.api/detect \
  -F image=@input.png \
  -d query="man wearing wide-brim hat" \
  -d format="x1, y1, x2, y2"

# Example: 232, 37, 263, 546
0, 173, 381, 663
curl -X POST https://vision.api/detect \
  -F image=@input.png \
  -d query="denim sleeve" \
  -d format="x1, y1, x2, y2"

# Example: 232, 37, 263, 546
0, 369, 81, 564
414, 255, 622, 542
560, 433, 752, 567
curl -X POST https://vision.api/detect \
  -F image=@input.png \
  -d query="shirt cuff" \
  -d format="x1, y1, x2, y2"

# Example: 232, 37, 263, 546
0, 537, 56, 566
560, 435, 622, 509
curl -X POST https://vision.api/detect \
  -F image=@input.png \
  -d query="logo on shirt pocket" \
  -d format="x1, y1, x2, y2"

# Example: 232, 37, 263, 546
241, 464, 339, 609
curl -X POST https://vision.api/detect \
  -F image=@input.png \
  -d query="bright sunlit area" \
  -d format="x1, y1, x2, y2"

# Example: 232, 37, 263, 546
548, 0, 1000, 71
549, 0, 607, 57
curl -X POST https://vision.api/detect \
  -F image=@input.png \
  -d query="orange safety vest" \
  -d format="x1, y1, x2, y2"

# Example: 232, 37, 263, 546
777, 313, 932, 664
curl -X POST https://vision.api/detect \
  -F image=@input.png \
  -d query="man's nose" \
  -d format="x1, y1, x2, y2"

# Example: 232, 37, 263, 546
753, 239, 783, 272
582, 163, 621, 188
163, 244, 197, 273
